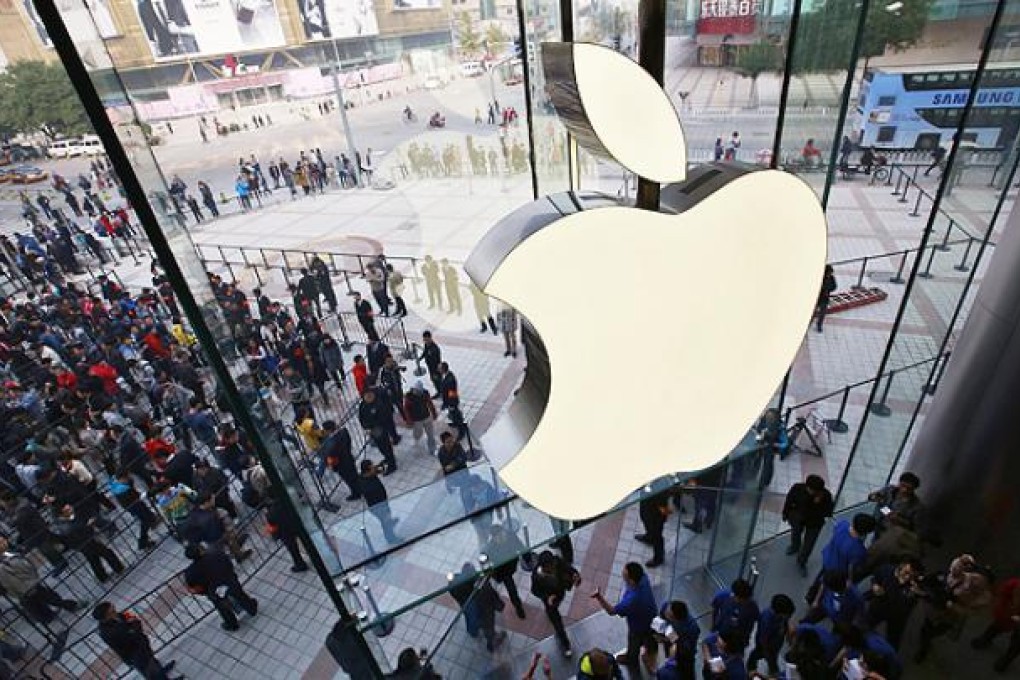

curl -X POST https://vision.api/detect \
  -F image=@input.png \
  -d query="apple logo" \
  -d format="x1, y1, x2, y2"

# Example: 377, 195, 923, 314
464, 43, 827, 520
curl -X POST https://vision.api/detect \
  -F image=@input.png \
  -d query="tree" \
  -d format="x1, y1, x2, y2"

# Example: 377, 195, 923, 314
735, 42, 784, 108
484, 23, 507, 52
457, 12, 482, 58
862, 0, 933, 59
0, 61, 91, 138
791, 0, 932, 73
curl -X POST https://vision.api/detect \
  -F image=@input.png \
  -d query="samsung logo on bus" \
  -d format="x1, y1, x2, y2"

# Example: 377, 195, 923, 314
931, 90, 1020, 106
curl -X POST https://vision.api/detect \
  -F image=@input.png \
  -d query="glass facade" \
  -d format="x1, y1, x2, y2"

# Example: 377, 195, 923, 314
2, 0, 1017, 675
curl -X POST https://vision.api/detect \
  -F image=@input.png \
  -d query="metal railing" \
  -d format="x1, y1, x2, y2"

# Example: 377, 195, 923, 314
43, 509, 284, 679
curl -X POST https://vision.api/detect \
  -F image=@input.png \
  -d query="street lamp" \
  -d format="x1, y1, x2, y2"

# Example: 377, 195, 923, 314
327, 39, 362, 187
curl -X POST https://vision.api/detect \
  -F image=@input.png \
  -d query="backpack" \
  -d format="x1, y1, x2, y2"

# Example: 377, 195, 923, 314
240, 476, 262, 509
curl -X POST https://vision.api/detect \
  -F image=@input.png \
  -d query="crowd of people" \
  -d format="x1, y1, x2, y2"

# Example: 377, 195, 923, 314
0, 180, 527, 676
469, 470, 1015, 680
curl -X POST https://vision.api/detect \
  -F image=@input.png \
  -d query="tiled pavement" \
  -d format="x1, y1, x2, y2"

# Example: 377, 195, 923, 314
17, 163, 1014, 678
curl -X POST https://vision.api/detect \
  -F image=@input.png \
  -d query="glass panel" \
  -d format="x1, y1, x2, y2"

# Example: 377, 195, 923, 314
837, 0, 1020, 510
524, 0, 572, 195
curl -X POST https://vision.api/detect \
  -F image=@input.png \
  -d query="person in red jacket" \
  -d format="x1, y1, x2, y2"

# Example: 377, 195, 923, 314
972, 576, 1020, 672
88, 361, 120, 396
141, 330, 170, 359
352, 354, 369, 395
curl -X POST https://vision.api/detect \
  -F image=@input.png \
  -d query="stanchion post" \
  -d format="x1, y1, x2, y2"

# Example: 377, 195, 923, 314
889, 251, 908, 284
925, 351, 951, 395
825, 386, 851, 433
954, 237, 975, 272
936, 219, 954, 251
910, 187, 923, 217
852, 257, 868, 290
892, 171, 903, 195
869, 371, 895, 417
918, 245, 937, 279
898, 177, 910, 203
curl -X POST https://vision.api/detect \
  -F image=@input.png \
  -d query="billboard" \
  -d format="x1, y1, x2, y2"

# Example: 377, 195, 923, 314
133, 0, 285, 60
297, 0, 379, 39
697, 0, 760, 34
392, 0, 440, 9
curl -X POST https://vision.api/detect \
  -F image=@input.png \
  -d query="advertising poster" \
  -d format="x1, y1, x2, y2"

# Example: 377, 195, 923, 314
134, 0, 286, 60
697, 0, 759, 34
297, 0, 379, 39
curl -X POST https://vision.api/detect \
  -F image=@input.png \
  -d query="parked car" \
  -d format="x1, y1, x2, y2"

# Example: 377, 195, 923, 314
10, 165, 49, 183
79, 134, 104, 156
47, 138, 79, 159
460, 61, 485, 78
0, 143, 44, 165
0, 168, 12, 183
423, 76, 443, 90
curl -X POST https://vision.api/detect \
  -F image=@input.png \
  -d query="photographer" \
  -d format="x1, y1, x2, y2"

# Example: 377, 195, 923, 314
914, 554, 992, 662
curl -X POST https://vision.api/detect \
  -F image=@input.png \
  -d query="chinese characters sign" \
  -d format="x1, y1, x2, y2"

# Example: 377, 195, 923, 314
698, 0, 760, 35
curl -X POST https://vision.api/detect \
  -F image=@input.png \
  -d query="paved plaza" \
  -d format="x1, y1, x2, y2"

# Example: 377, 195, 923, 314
14, 150, 1002, 679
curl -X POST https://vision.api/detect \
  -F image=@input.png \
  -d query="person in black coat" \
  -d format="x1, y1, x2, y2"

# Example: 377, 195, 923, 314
110, 471, 158, 550
782, 474, 834, 574
297, 268, 322, 317
265, 495, 309, 573
158, 449, 196, 489
113, 424, 154, 488
358, 389, 398, 472
449, 563, 507, 652
530, 550, 579, 655
365, 339, 390, 377
359, 460, 400, 543
484, 524, 527, 619
193, 460, 238, 519
37, 465, 113, 533
421, 331, 442, 397
637, 491, 670, 568
437, 362, 459, 411
184, 544, 258, 631
352, 292, 378, 341
51, 505, 124, 583
0, 494, 67, 570
319, 421, 360, 500
94, 601, 180, 679
815, 265, 837, 332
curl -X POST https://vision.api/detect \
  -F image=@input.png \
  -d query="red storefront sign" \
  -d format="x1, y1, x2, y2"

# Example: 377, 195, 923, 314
697, 0, 760, 34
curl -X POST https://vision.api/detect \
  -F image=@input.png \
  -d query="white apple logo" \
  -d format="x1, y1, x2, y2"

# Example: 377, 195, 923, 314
465, 43, 827, 520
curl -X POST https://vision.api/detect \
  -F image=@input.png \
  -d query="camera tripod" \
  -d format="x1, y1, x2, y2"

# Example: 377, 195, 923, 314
786, 416, 824, 458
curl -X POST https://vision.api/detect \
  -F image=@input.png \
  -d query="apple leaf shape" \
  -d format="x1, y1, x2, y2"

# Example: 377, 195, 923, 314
465, 171, 826, 520
542, 42, 687, 183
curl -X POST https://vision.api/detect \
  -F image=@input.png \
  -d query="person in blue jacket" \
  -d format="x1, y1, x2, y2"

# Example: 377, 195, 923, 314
701, 629, 749, 679
592, 562, 659, 672
806, 570, 865, 626
653, 600, 701, 680
834, 623, 902, 680
747, 594, 795, 676
711, 578, 761, 648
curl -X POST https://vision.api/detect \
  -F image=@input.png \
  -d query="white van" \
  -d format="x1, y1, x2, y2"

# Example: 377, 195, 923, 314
460, 61, 485, 78
78, 135, 104, 156
47, 138, 78, 158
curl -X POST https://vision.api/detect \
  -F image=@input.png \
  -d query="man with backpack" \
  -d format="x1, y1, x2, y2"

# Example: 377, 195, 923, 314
530, 550, 581, 657
403, 380, 437, 454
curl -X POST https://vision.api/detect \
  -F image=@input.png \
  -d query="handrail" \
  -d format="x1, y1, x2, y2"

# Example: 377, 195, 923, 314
785, 352, 946, 414
885, 163, 982, 241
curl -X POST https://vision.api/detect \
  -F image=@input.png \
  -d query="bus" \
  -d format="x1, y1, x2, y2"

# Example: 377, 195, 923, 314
854, 62, 1020, 150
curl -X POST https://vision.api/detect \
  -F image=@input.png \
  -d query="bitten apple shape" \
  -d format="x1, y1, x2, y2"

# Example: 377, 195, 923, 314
465, 43, 827, 520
